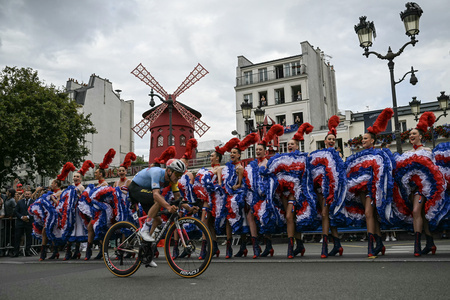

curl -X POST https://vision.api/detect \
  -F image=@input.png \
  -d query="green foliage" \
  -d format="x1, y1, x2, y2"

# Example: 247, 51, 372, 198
0, 66, 96, 182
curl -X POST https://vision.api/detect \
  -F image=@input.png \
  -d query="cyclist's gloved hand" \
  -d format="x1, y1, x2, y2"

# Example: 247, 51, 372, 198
168, 205, 177, 214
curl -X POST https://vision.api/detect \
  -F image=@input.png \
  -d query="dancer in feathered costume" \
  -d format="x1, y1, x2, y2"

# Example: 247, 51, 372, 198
219, 134, 257, 259
266, 122, 316, 259
31, 162, 75, 261
222, 133, 259, 259
433, 142, 450, 231
393, 112, 447, 256
344, 108, 395, 257
62, 160, 94, 260
79, 148, 117, 260
114, 152, 137, 223
309, 115, 347, 258
245, 124, 284, 258
195, 140, 238, 259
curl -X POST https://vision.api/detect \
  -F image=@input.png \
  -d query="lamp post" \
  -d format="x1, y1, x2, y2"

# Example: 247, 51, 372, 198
149, 88, 174, 146
354, 2, 423, 154
409, 91, 449, 148
254, 106, 265, 138
241, 98, 252, 135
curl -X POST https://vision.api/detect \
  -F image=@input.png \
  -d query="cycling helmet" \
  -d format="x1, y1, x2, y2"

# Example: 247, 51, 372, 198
167, 159, 187, 174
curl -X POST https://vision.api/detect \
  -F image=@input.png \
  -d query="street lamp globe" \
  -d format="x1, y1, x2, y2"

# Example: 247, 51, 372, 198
437, 91, 449, 112
241, 99, 252, 120
254, 106, 265, 126
400, 2, 423, 37
354, 16, 376, 49
409, 96, 421, 120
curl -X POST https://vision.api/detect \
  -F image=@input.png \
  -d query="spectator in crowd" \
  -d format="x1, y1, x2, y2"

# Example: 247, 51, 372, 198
260, 96, 267, 106
0, 196, 5, 256
13, 190, 34, 257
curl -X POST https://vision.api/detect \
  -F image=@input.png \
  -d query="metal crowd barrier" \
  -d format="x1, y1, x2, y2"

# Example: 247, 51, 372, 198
0, 217, 41, 256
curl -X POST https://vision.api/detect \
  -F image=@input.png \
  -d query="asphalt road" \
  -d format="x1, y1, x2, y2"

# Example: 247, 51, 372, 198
1, 240, 450, 300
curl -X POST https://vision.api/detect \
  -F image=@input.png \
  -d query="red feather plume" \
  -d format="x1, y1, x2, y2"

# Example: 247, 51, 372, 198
261, 124, 284, 146
416, 111, 436, 133
215, 137, 240, 155
121, 152, 137, 168
78, 160, 94, 176
155, 146, 176, 164
237, 132, 260, 151
182, 138, 198, 160
293, 122, 314, 141
57, 162, 76, 181
367, 108, 393, 135
327, 115, 340, 136
99, 148, 116, 169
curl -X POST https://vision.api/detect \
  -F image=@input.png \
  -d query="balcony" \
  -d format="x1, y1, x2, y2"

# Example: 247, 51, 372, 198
236, 65, 307, 87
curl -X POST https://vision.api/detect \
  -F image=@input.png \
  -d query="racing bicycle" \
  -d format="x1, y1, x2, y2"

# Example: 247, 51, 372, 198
102, 199, 213, 278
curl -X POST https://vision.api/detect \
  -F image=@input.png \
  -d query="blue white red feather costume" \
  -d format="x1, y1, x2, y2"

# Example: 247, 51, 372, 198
433, 142, 450, 229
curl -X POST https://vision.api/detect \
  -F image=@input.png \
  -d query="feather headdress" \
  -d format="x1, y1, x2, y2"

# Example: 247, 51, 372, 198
260, 124, 284, 146
99, 148, 116, 169
78, 160, 94, 176
215, 137, 240, 155
416, 111, 436, 133
237, 132, 260, 151
367, 108, 393, 135
154, 146, 176, 164
182, 138, 198, 160
57, 162, 76, 181
327, 115, 340, 136
121, 152, 137, 168
293, 122, 314, 141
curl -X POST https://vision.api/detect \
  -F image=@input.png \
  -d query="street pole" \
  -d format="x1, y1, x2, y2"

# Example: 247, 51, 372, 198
388, 60, 403, 154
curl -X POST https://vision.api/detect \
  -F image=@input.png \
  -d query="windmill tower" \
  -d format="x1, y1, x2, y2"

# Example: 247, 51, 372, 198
131, 63, 210, 163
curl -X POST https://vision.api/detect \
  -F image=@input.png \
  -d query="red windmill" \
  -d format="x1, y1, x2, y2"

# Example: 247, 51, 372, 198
131, 63, 210, 163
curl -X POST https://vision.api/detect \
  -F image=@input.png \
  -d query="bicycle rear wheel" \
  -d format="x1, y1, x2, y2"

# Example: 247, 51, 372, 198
103, 221, 142, 277
165, 217, 213, 278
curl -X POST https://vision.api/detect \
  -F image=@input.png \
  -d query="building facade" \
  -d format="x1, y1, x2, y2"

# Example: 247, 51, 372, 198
235, 41, 338, 158
66, 74, 134, 173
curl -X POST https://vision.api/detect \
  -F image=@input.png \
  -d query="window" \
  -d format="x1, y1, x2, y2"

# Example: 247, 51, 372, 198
400, 120, 407, 132
275, 88, 285, 104
279, 142, 288, 153
244, 94, 253, 105
258, 68, 268, 82
245, 119, 255, 135
157, 135, 164, 147
275, 65, 284, 79
293, 112, 303, 125
292, 85, 302, 101
168, 135, 175, 146
246, 147, 255, 159
299, 140, 305, 152
180, 135, 186, 146
291, 61, 301, 75
276, 115, 286, 126
151, 137, 154, 148
284, 63, 291, 77
244, 71, 253, 85
259, 92, 267, 106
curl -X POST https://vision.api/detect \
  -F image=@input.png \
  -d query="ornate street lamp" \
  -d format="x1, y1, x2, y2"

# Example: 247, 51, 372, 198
354, 2, 423, 154
437, 91, 449, 116
254, 106, 265, 127
409, 96, 421, 121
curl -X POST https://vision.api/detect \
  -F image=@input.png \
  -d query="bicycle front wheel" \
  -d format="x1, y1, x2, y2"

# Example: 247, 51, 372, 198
103, 221, 142, 277
165, 217, 213, 278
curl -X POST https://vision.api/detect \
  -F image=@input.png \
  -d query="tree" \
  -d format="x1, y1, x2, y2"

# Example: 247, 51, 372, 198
0, 66, 97, 185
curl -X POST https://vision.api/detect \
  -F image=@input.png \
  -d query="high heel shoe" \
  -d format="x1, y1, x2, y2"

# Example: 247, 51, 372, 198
225, 239, 233, 259
321, 235, 328, 258
293, 238, 305, 257
367, 233, 375, 257
251, 236, 261, 259
260, 238, 274, 257
234, 239, 248, 258
39, 245, 48, 261
421, 234, 437, 255
72, 244, 81, 259
198, 240, 207, 260
48, 247, 60, 259
154, 249, 159, 258
414, 232, 421, 257
328, 235, 344, 257
63, 249, 72, 261
84, 243, 92, 261
287, 237, 294, 259
172, 240, 179, 259
373, 234, 386, 256
212, 240, 220, 258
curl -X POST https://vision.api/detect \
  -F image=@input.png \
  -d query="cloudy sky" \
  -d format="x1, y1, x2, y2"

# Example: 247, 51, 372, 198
1, 0, 449, 160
